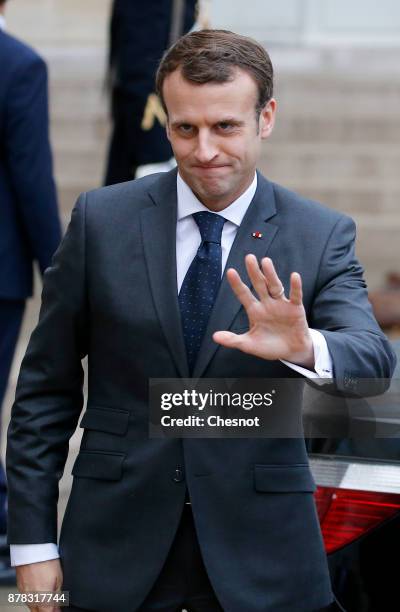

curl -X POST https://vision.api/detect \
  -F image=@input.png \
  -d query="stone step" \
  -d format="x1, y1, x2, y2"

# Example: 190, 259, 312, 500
53, 151, 106, 190
271, 47, 400, 79
355, 227, 400, 290
264, 175, 400, 193
261, 147, 400, 183
50, 117, 109, 152
277, 185, 400, 215
275, 73, 400, 95
7, 0, 110, 48
55, 174, 104, 203
271, 117, 400, 143
49, 87, 108, 120
276, 95, 400, 118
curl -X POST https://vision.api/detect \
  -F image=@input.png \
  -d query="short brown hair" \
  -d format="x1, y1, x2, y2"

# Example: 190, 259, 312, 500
156, 29, 274, 118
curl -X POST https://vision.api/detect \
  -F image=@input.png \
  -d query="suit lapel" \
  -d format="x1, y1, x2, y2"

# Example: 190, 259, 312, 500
192, 172, 279, 378
141, 169, 190, 378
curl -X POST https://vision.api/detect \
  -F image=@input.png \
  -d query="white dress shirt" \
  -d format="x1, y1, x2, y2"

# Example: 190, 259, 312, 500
10, 171, 333, 567
0, 15, 6, 31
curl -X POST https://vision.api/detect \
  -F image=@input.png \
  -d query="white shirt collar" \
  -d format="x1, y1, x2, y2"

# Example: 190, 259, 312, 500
177, 171, 258, 226
0, 15, 6, 31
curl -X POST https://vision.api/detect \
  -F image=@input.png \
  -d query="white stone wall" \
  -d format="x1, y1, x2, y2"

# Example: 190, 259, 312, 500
207, 0, 400, 46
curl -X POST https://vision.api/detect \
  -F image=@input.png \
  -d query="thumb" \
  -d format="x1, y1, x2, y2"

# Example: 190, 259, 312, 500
213, 330, 244, 349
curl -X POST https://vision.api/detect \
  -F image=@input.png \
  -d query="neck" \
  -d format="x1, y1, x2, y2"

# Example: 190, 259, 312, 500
179, 171, 257, 213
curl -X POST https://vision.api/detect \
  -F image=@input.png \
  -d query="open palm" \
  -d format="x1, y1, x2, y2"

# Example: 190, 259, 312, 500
213, 255, 314, 367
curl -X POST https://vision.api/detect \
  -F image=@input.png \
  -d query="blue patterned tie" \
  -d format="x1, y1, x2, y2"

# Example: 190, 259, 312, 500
179, 211, 226, 373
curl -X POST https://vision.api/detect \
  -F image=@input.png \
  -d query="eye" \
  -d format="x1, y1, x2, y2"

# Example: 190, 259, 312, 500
178, 124, 193, 134
217, 122, 234, 132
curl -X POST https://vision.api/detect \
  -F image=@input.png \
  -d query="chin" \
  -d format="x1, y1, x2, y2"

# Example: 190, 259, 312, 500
199, 179, 231, 195
199, 188, 227, 203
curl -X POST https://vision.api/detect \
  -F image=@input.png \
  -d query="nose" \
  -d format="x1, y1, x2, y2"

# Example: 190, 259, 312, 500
193, 131, 218, 164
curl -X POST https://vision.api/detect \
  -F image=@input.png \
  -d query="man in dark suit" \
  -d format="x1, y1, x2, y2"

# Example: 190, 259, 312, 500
7, 30, 396, 612
0, 0, 61, 540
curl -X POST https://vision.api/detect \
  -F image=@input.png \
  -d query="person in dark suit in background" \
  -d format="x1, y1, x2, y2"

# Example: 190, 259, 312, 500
0, 0, 61, 541
104, 0, 198, 185
7, 29, 396, 612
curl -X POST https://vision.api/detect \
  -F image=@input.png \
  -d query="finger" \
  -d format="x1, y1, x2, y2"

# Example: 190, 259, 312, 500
261, 258, 285, 299
213, 330, 247, 350
225, 267, 257, 310
244, 254, 269, 301
289, 271, 303, 305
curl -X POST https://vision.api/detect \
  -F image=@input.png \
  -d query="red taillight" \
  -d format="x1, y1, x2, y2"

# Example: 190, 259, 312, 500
314, 486, 400, 554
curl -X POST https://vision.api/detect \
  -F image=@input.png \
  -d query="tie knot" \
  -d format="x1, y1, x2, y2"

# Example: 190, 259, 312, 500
193, 211, 226, 244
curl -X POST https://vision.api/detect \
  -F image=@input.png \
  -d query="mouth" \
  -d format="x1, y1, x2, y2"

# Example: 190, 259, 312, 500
193, 165, 230, 172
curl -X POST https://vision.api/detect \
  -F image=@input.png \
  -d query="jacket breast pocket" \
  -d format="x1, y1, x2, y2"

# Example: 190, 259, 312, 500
79, 405, 130, 436
71, 449, 125, 481
254, 464, 316, 493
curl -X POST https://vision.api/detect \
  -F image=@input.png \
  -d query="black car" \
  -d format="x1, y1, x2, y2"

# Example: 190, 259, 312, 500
306, 340, 400, 612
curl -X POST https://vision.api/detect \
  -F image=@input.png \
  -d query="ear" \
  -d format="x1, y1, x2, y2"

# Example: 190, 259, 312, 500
259, 98, 277, 139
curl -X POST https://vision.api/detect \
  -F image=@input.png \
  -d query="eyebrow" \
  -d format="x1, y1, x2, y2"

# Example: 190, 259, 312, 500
170, 117, 245, 129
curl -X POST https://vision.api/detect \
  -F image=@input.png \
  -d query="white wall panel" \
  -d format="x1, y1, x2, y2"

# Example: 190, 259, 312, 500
208, 0, 305, 44
204, 0, 400, 46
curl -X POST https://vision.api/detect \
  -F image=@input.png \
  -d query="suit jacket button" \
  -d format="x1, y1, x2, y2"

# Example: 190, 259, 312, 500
173, 468, 184, 483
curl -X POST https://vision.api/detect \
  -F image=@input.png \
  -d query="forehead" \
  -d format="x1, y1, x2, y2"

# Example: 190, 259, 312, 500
163, 67, 259, 122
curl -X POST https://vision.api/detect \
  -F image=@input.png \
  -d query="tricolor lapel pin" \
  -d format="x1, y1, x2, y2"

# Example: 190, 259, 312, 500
252, 231, 263, 239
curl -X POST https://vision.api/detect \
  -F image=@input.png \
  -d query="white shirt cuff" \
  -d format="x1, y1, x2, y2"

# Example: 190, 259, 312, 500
281, 329, 333, 381
10, 543, 59, 567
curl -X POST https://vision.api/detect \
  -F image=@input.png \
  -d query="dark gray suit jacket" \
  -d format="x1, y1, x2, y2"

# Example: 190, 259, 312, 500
6, 169, 396, 612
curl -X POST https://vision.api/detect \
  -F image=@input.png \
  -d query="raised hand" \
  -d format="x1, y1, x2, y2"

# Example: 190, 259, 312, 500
213, 254, 315, 368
